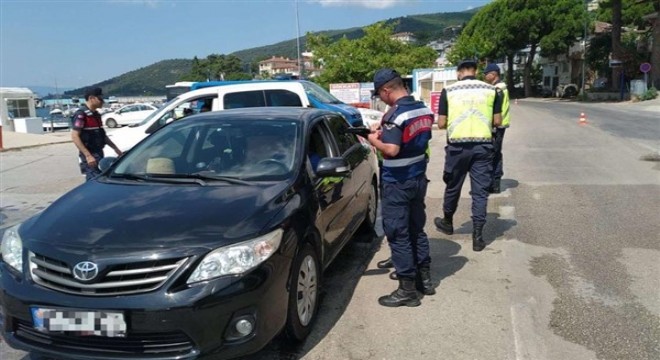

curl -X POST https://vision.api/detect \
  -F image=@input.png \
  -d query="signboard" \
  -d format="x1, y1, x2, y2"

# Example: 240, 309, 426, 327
429, 91, 442, 113
329, 83, 360, 104
640, 62, 651, 73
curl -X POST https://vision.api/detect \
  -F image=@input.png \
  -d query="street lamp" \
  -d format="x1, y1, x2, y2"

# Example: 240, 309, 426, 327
295, 0, 302, 78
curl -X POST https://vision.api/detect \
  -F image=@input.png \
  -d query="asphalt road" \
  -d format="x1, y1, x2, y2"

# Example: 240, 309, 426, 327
1, 99, 659, 360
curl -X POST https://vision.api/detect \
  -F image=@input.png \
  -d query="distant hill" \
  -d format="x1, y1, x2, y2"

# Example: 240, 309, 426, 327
64, 10, 476, 97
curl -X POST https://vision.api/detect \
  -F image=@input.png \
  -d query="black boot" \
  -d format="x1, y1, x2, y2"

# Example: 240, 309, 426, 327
416, 267, 436, 295
378, 278, 421, 307
472, 224, 486, 252
377, 257, 394, 269
489, 179, 501, 194
434, 213, 454, 235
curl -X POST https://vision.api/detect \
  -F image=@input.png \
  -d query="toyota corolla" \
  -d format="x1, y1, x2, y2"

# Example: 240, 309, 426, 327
0, 107, 379, 360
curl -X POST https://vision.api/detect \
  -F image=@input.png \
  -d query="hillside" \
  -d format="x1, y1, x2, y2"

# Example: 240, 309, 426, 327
63, 10, 475, 97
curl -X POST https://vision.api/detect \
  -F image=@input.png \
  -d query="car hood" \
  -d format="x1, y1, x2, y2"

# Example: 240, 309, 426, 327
21, 180, 293, 253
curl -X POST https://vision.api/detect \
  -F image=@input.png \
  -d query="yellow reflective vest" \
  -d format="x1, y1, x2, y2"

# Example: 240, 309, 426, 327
445, 79, 496, 143
495, 81, 510, 128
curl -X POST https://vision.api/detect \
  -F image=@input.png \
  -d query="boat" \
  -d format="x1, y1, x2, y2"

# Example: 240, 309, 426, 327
43, 108, 70, 131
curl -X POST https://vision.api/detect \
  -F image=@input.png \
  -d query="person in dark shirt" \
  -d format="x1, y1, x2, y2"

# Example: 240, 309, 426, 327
71, 87, 122, 181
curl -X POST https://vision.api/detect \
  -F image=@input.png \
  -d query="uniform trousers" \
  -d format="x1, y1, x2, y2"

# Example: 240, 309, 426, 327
442, 143, 494, 226
491, 128, 506, 185
381, 173, 431, 279
79, 151, 103, 181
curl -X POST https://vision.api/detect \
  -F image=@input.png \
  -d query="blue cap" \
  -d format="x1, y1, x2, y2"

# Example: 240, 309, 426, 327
373, 68, 401, 95
483, 63, 501, 74
457, 59, 478, 70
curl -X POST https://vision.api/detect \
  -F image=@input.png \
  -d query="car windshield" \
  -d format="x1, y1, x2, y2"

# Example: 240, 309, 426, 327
135, 101, 171, 126
302, 81, 343, 104
110, 117, 301, 182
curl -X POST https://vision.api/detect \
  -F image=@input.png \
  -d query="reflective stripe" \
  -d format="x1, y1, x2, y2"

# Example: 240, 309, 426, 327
393, 108, 434, 127
382, 154, 426, 167
446, 108, 491, 135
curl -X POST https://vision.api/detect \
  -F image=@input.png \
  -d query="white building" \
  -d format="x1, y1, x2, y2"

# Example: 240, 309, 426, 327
0, 87, 41, 133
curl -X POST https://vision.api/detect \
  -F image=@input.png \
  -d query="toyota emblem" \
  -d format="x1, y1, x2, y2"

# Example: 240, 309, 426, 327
73, 261, 99, 281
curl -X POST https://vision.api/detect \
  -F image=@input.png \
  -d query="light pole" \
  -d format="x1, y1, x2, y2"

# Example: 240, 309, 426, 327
295, 0, 302, 78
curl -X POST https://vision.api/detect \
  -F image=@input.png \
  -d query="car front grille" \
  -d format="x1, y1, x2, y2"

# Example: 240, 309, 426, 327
29, 252, 188, 296
14, 319, 198, 358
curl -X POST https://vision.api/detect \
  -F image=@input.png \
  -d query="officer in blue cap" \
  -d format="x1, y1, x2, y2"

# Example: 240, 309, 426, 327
367, 68, 435, 307
434, 60, 503, 251
483, 63, 510, 194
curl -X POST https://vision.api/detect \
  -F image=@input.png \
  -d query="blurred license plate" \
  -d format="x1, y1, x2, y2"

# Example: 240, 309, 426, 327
31, 307, 126, 337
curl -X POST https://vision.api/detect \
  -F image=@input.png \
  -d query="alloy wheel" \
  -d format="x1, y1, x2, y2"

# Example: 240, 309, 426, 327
296, 255, 317, 326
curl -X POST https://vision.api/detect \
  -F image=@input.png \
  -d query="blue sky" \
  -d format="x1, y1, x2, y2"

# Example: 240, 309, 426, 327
1, 0, 491, 89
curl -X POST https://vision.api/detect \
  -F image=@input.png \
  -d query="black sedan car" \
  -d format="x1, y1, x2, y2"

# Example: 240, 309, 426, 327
0, 108, 379, 359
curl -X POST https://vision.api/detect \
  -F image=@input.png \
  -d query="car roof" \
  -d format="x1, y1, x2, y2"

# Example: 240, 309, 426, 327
181, 81, 307, 98
177, 107, 334, 126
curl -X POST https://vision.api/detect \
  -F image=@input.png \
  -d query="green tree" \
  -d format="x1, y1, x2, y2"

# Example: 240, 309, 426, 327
450, 0, 585, 97
595, 0, 656, 90
182, 54, 252, 81
306, 22, 437, 88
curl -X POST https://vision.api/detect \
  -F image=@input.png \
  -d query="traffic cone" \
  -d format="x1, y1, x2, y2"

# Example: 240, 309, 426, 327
514, 98, 518, 105
579, 112, 587, 125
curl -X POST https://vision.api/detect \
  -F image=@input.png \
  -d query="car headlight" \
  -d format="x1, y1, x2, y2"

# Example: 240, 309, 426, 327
1, 224, 23, 273
365, 114, 380, 121
187, 229, 283, 284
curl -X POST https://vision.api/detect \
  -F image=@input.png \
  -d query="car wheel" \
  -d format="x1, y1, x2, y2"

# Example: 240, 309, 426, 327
285, 243, 319, 343
564, 86, 577, 98
358, 179, 378, 236
106, 118, 117, 128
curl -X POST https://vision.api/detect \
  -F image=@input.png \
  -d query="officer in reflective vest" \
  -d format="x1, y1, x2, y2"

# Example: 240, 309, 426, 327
483, 63, 510, 194
71, 87, 123, 181
367, 68, 435, 307
433, 60, 503, 252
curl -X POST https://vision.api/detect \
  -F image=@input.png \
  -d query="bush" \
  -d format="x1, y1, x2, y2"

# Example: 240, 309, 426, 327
640, 87, 658, 101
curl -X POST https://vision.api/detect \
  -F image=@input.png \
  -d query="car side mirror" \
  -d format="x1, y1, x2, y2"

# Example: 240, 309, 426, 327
316, 157, 350, 177
98, 157, 117, 172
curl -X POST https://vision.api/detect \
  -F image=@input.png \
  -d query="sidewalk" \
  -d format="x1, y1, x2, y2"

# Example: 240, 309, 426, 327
0, 129, 72, 152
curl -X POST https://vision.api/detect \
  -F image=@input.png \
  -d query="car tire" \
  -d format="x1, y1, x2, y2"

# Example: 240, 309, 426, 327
357, 179, 378, 237
106, 118, 117, 128
285, 242, 320, 343
564, 86, 577, 98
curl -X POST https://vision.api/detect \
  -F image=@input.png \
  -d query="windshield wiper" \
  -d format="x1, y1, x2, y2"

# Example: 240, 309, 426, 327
108, 173, 207, 185
187, 171, 252, 185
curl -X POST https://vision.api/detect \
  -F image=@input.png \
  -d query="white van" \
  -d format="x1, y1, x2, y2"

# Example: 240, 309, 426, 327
105, 81, 363, 154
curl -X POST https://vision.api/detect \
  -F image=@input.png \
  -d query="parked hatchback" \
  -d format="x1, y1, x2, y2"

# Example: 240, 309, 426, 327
101, 103, 158, 128
0, 108, 379, 360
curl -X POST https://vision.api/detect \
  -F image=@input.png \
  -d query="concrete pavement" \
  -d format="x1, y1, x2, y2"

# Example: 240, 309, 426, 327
0, 129, 72, 152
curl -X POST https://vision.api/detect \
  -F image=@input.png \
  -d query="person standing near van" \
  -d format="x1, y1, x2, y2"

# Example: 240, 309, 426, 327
367, 69, 435, 307
71, 87, 122, 181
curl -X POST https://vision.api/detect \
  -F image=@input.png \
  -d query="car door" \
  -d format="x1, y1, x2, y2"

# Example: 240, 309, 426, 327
307, 117, 353, 266
324, 114, 371, 248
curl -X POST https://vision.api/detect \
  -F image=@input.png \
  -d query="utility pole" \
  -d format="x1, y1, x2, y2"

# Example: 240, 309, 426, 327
295, 0, 302, 78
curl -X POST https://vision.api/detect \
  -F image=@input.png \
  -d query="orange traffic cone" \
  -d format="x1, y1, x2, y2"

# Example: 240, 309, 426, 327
579, 112, 587, 125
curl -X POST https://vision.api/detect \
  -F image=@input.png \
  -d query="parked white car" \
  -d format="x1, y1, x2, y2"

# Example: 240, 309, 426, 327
101, 103, 158, 128
104, 81, 363, 155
